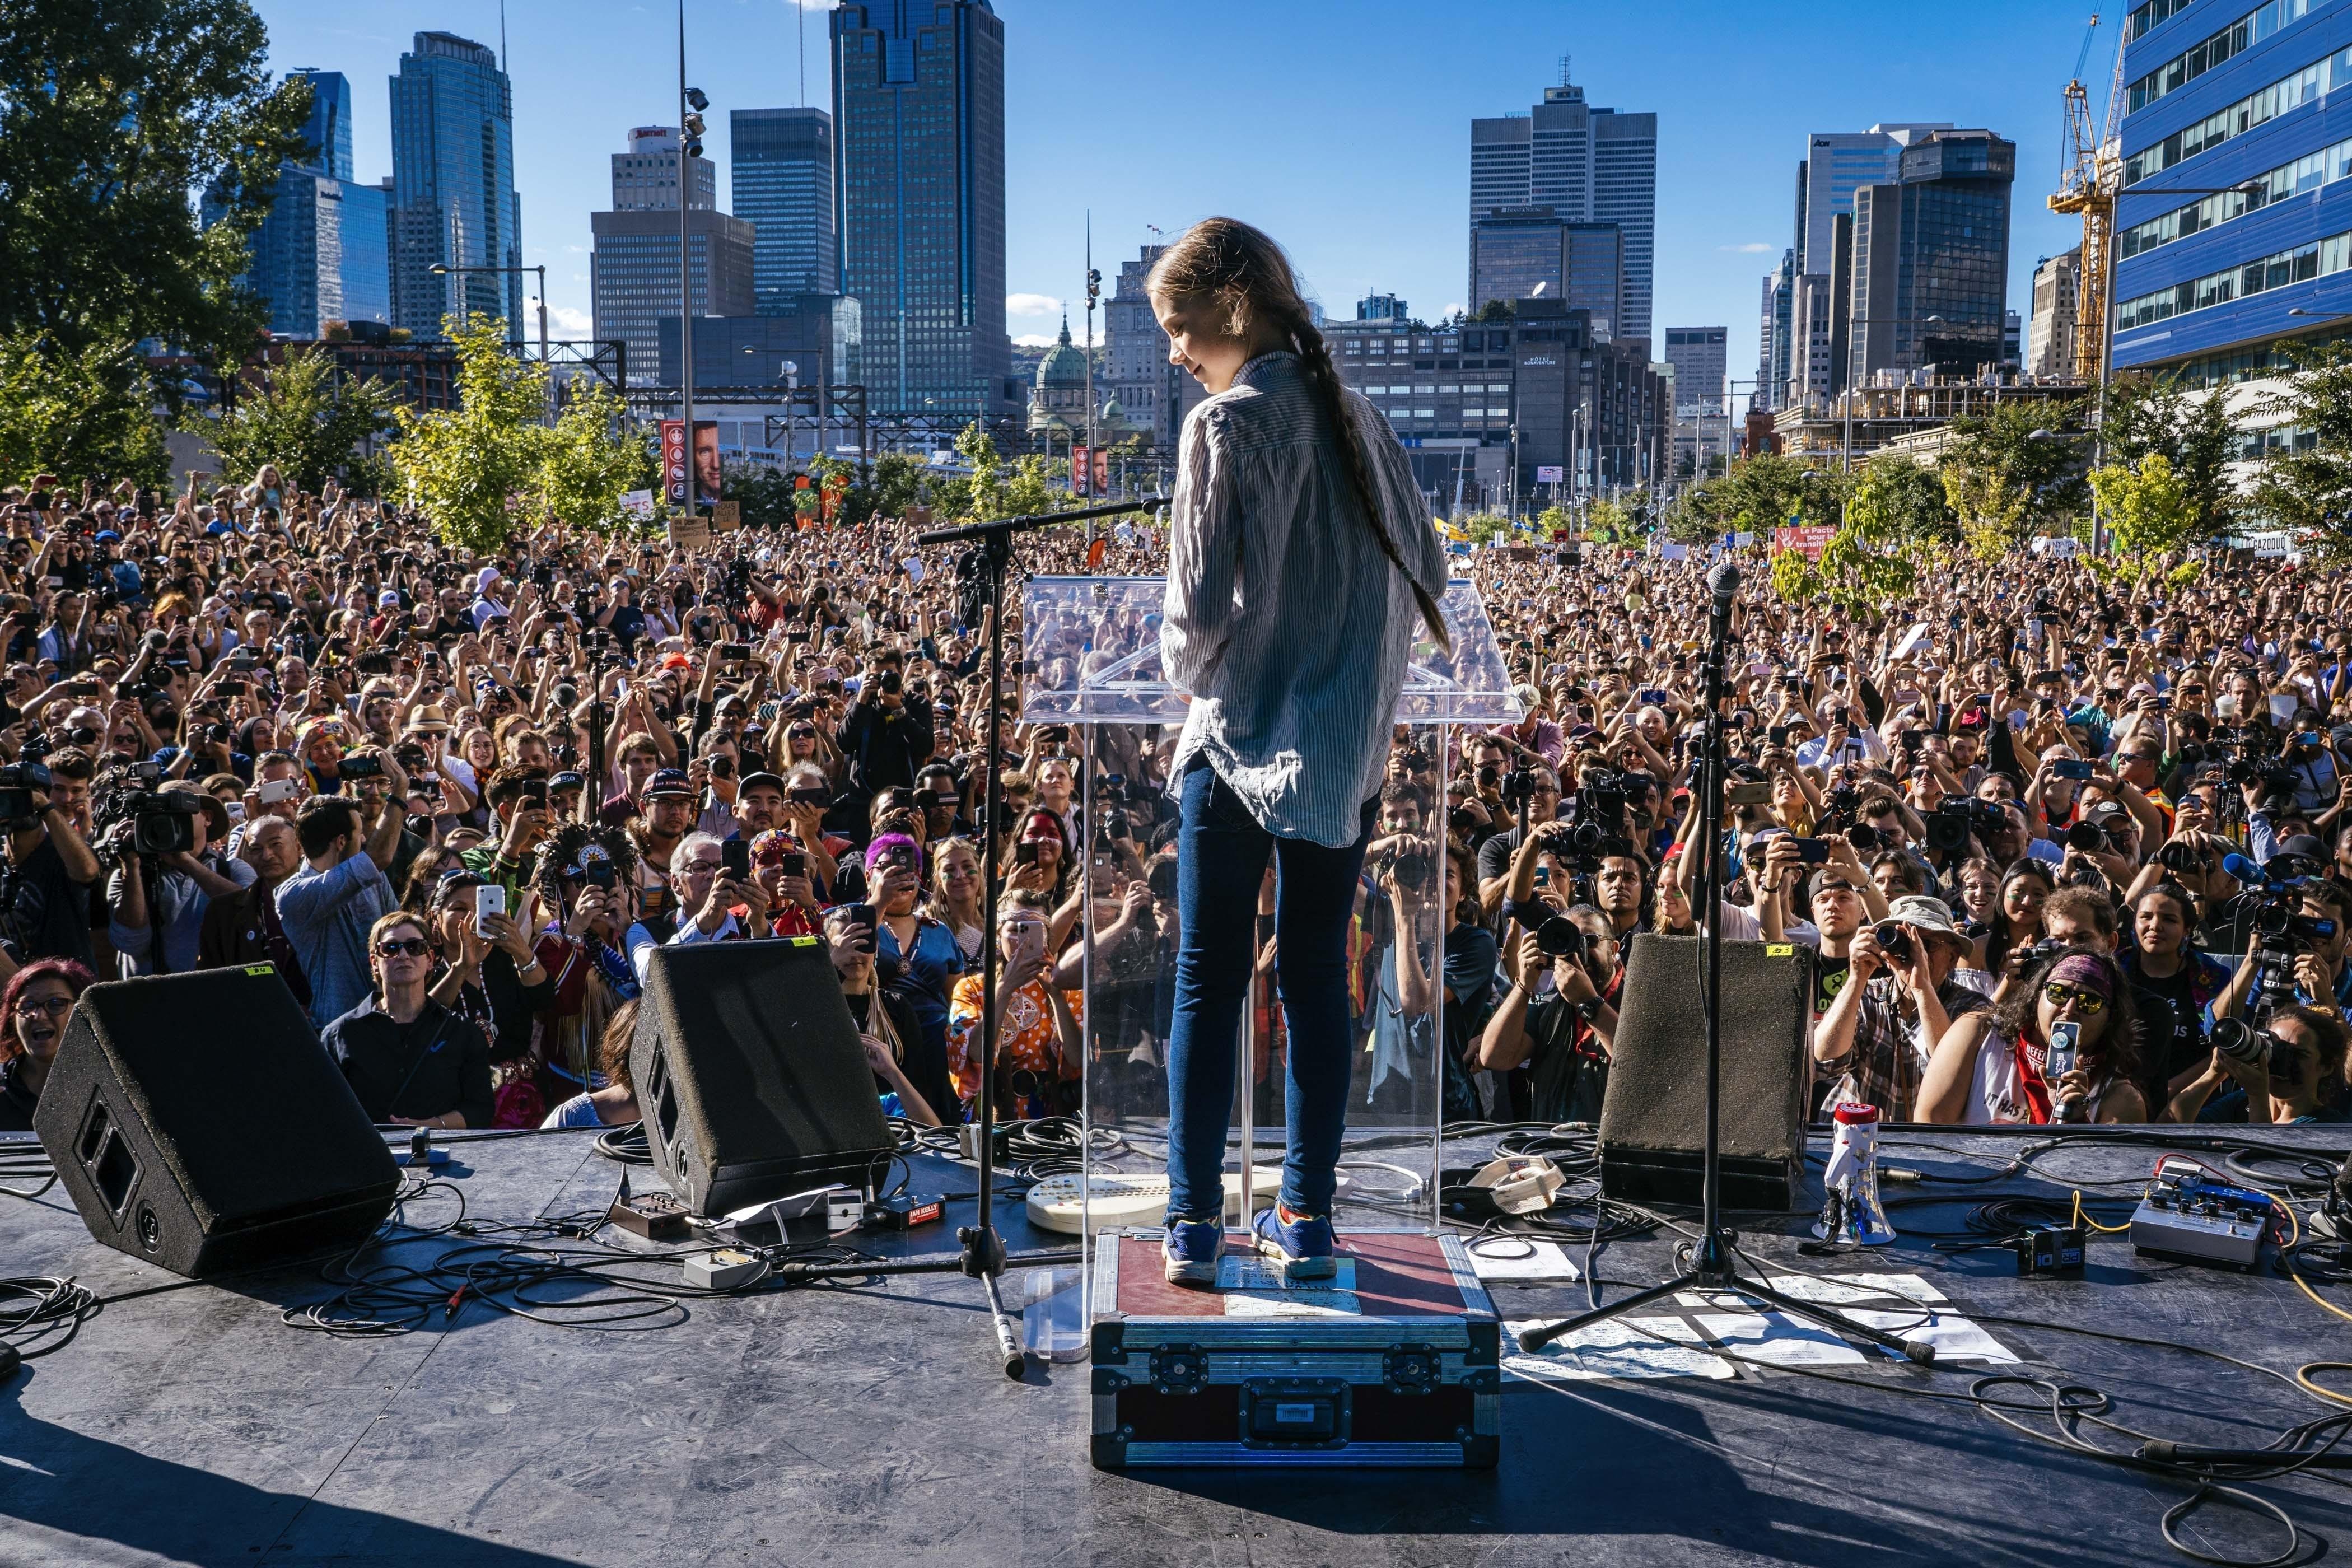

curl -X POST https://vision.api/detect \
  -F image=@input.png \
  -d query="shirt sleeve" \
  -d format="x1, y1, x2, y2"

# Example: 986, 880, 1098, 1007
1160, 406, 1244, 689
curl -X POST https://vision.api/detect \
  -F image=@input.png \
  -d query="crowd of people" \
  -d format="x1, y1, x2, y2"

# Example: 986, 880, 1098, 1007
0, 459, 2342, 1138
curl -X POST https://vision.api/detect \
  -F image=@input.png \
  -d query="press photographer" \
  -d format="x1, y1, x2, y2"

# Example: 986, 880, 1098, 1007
100, 772, 248, 975
0, 748, 95, 968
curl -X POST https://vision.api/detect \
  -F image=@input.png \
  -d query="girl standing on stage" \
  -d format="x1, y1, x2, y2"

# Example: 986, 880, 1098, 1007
1147, 217, 1451, 1285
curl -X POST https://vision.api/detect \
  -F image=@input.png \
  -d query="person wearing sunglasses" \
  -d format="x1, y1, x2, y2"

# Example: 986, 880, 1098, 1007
323, 911, 492, 1130
1917, 951, 2148, 1124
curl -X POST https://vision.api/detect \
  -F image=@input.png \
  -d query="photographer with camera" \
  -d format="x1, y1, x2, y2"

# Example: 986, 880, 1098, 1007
837, 647, 934, 806
1477, 898, 1620, 1124
103, 777, 248, 976
1475, 762, 1560, 918
0, 748, 97, 968
1814, 896, 1992, 1121
2167, 1002, 2351, 1124
459, 767, 551, 905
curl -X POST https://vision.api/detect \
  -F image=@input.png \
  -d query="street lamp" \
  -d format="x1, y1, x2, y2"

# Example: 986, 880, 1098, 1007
676, 1, 711, 516
1839, 314, 1942, 472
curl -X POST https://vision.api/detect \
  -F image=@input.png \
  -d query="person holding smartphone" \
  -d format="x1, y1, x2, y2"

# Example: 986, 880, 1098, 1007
1147, 218, 1452, 1286
946, 897, 1082, 1122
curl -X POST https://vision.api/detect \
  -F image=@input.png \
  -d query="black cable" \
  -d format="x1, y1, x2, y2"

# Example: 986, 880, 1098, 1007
593, 1123, 650, 1165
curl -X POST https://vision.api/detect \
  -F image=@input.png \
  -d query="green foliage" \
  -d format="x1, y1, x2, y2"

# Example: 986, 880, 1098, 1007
539, 381, 654, 536
390, 315, 648, 551
2098, 371, 2239, 536
1940, 395, 2089, 558
1534, 505, 1571, 536
1811, 459, 1934, 613
2251, 340, 2352, 554
0, 2, 315, 375
927, 423, 1083, 525
1457, 511, 1512, 545
197, 345, 396, 496
1768, 547, 1821, 604
867, 451, 923, 519
0, 330, 169, 490
1844, 455, 1955, 545
2088, 452, 2199, 578
722, 461, 799, 531
1675, 452, 1840, 544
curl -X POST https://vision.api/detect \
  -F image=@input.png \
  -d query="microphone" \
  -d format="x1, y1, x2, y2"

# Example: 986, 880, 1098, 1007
2221, 852, 2265, 886
1706, 559, 1742, 608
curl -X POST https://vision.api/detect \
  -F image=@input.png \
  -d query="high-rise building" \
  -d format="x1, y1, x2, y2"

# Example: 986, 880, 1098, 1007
1467, 208, 1623, 337
830, 1, 1012, 422
2028, 248, 2081, 377
732, 109, 838, 308
612, 126, 716, 212
1103, 244, 1205, 450
1758, 250, 1795, 410
1662, 327, 1726, 416
1357, 292, 1410, 322
1790, 273, 1836, 408
388, 32, 522, 339
1792, 125, 1954, 273
204, 69, 391, 337
2004, 309, 2023, 368
2109, 2, 2352, 385
1469, 63, 1656, 344
591, 205, 756, 385
1850, 129, 2017, 382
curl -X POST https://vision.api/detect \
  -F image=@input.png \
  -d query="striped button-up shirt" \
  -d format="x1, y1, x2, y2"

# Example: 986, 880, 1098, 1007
1163, 352, 1450, 848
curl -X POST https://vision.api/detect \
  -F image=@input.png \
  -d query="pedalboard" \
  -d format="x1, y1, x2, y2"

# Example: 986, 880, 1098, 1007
2015, 1223, 2086, 1277
609, 1176, 692, 1242
2129, 1163, 2273, 1271
866, 1194, 944, 1230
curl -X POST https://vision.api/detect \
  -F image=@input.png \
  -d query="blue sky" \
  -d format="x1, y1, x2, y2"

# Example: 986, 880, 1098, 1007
250, 0, 2102, 361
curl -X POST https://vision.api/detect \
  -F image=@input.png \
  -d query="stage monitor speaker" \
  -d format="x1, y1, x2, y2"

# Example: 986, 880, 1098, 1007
34, 967, 402, 1278
1598, 934, 1812, 1210
632, 936, 896, 1216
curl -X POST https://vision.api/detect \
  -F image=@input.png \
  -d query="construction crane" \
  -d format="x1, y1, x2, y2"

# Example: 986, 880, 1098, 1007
2047, 13, 2130, 382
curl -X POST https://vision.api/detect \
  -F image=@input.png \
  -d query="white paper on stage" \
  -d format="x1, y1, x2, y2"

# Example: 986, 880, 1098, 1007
1502, 1317, 1736, 1382
1467, 1238, 1582, 1282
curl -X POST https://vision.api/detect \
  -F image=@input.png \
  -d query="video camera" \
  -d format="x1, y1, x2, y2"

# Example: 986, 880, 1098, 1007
91, 764, 201, 861
1924, 797, 2005, 856
1506, 898, 1587, 962
0, 760, 52, 826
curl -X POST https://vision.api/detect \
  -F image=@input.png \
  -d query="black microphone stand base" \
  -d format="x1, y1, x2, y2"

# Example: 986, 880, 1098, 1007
1512, 1254, 1935, 1364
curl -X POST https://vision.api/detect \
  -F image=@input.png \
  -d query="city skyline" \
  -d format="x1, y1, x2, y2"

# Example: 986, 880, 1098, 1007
247, 0, 2089, 366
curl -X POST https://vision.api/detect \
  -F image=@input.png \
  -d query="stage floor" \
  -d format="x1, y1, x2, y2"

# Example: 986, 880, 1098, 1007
8, 1124, 2352, 1567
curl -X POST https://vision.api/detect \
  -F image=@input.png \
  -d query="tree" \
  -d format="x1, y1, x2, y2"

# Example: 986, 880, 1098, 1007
539, 382, 654, 536
390, 314, 650, 551
1676, 451, 1838, 543
2251, 341, 2352, 554
868, 452, 923, 520
2089, 452, 2199, 578
2099, 371, 2238, 537
0, 2, 314, 374
1940, 396, 2088, 558
198, 345, 397, 496
721, 461, 798, 530
0, 330, 169, 489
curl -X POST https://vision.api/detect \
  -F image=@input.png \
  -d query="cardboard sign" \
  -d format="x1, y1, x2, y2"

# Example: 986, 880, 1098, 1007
668, 516, 711, 549
711, 501, 741, 532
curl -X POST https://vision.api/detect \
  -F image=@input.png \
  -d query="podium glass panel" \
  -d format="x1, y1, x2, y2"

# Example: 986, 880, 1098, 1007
1018, 578, 1520, 1263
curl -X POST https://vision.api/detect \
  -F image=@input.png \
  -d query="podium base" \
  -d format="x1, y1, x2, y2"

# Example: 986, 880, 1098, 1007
1088, 1228, 1501, 1469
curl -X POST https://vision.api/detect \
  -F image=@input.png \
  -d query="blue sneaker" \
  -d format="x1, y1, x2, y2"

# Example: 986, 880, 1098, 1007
1252, 1204, 1337, 1282
1162, 1218, 1222, 1286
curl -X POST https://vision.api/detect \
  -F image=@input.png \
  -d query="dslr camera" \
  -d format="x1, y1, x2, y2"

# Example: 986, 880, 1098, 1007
0, 760, 52, 826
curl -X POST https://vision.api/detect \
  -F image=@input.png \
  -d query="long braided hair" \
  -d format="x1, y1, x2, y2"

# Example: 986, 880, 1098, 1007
1147, 217, 1451, 652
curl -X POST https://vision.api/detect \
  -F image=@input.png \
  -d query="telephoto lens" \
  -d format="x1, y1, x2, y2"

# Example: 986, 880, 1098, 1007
2210, 1017, 2273, 1072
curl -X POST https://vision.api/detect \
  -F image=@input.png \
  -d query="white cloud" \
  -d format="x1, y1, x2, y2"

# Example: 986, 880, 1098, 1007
1006, 292, 1062, 318
1444, 302, 1465, 317
1717, 242, 1776, 254
1012, 333, 1057, 347
545, 305, 593, 334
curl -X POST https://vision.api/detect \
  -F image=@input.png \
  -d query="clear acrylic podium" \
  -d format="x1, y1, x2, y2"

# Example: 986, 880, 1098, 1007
1018, 577, 1521, 1272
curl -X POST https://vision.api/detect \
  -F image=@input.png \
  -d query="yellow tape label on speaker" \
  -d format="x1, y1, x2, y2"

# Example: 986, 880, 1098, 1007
241, 964, 276, 977
787, 936, 818, 948
1766, 945, 1793, 957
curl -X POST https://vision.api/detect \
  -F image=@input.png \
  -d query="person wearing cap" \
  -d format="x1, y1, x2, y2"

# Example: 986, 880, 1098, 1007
628, 767, 699, 922
459, 768, 552, 905
1814, 894, 1996, 1122
1919, 950, 2148, 1124
468, 566, 508, 632
1493, 688, 1563, 771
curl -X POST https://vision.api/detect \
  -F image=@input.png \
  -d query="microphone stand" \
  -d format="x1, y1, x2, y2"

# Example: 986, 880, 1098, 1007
1514, 564, 1934, 1368
772, 493, 1163, 1379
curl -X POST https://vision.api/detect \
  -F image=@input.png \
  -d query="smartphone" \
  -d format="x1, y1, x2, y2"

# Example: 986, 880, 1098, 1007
474, 883, 505, 939
2052, 759, 2095, 781
1532, 866, 1551, 888
776, 849, 807, 880
721, 837, 751, 884
1767, 726, 1790, 748
1727, 781, 1774, 808
2045, 1019, 2080, 1081
1637, 688, 1667, 706
843, 902, 878, 953
1791, 838, 1835, 865
258, 777, 300, 805
216, 679, 247, 697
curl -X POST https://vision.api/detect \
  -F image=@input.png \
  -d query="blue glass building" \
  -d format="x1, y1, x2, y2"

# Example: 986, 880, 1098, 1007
207, 69, 390, 337
388, 32, 522, 340
830, 1, 1012, 422
2110, 0, 2352, 383
731, 109, 838, 310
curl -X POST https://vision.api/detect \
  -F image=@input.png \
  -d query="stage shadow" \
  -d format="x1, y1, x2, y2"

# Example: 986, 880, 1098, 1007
0, 1368, 582, 1566
1090, 1375, 2234, 1568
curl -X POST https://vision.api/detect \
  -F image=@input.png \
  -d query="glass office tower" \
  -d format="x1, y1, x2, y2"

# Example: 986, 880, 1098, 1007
388, 32, 522, 340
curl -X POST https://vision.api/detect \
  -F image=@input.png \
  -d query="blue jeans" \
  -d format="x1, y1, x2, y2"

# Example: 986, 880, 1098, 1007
1165, 756, 1374, 1221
